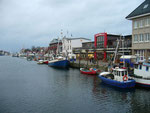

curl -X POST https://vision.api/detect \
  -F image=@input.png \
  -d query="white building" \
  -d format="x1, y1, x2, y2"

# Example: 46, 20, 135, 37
62, 37, 91, 58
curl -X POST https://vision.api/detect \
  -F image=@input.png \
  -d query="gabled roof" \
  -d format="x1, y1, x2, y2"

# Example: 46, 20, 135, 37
126, 0, 150, 20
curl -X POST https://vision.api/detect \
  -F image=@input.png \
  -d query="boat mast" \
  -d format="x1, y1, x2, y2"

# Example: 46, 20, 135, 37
123, 36, 125, 67
113, 38, 120, 64
57, 37, 60, 56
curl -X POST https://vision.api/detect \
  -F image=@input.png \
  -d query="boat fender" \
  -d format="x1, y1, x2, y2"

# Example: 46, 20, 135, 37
93, 68, 97, 71
123, 75, 128, 81
89, 68, 93, 71
110, 68, 113, 72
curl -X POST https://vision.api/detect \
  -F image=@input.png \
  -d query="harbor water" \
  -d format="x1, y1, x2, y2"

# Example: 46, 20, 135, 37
0, 56, 150, 113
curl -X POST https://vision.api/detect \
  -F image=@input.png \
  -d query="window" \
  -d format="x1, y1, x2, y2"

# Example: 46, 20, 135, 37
142, 19, 145, 27
139, 34, 142, 42
134, 34, 138, 42
139, 65, 142, 70
134, 21, 138, 29
134, 64, 138, 69
145, 18, 149, 26
145, 33, 149, 42
148, 18, 150, 26
148, 33, 150, 41
134, 18, 150, 29
141, 34, 144, 42
117, 71, 119, 76
122, 72, 124, 76
139, 20, 143, 28
115, 71, 117, 75
125, 71, 127, 75
143, 4, 149, 9
145, 34, 148, 42
119, 71, 120, 76
146, 66, 149, 71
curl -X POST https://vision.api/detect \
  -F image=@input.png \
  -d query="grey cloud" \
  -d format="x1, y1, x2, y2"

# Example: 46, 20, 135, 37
0, 0, 144, 52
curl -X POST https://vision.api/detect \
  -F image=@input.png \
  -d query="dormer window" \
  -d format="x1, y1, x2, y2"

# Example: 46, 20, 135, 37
143, 4, 149, 9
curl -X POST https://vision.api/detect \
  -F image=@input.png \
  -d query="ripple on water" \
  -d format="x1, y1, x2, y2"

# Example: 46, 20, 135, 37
0, 56, 150, 113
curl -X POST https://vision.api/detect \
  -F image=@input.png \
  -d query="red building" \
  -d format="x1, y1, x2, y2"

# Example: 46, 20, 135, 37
94, 33, 108, 60
94, 33, 132, 61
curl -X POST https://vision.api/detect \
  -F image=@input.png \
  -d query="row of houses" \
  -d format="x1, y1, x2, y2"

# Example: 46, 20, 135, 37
48, 33, 132, 60
48, 37, 91, 58
0, 50, 10, 56
46, 0, 150, 63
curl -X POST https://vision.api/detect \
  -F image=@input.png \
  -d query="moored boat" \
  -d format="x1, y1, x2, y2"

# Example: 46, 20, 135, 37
80, 68, 100, 75
43, 60, 49, 64
48, 56, 69, 68
99, 67, 135, 88
37, 60, 44, 64
130, 62, 150, 87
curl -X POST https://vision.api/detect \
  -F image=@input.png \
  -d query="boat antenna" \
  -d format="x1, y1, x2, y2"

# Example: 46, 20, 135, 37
123, 36, 125, 67
61, 29, 63, 38
67, 30, 69, 38
71, 33, 73, 38
57, 37, 60, 56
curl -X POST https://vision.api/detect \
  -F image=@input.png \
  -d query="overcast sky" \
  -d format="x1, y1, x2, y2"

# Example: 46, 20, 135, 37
0, 0, 143, 52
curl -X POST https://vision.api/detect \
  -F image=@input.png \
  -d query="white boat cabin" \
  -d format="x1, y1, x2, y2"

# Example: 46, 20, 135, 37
134, 63, 150, 78
112, 67, 129, 82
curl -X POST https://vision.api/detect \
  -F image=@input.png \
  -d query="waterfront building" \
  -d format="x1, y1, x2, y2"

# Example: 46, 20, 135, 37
94, 33, 132, 61
62, 37, 91, 58
126, 0, 150, 62
0, 50, 10, 56
72, 41, 94, 60
82, 41, 95, 49
81, 41, 95, 59
0, 50, 4, 56
48, 38, 62, 56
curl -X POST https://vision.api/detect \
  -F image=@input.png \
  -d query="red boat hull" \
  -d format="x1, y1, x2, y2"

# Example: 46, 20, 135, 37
43, 61, 49, 64
80, 70, 97, 75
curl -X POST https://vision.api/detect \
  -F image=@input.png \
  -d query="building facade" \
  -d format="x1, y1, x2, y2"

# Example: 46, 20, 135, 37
48, 38, 62, 56
82, 41, 95, 49
94, 33, 132, 61
62, 37, 91, 57
126, 0, 150, 62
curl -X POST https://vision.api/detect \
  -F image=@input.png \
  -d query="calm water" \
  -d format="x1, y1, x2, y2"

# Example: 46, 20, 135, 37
0, 56, 150, 113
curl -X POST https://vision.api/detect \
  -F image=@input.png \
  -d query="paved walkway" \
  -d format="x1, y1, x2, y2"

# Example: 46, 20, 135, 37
74, 59, 109, 67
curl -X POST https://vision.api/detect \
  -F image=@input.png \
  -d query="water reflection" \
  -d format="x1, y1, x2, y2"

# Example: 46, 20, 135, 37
0, 56, 150, 113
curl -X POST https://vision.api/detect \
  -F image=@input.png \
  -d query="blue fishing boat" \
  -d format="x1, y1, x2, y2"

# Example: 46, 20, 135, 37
48, 56, 69, 68
99, 67, 135, 88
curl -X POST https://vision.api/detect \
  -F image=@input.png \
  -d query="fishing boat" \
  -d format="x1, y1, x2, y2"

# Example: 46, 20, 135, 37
48, 56, 69, 68
130, 62, 150, 87
43, 60, 49, 64
37, 60, 44, 64
80, 68, 100, 75
99, 67, 135, 88
98, 38, 135, 88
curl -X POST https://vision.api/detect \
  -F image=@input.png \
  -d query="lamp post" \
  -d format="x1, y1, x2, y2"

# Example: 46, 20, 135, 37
86, 49, 89, 68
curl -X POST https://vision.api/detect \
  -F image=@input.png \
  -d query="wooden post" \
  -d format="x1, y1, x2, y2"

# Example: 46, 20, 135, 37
86, 49, 89, 68
79, 50, 81, 68
96, 51, 99, 68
